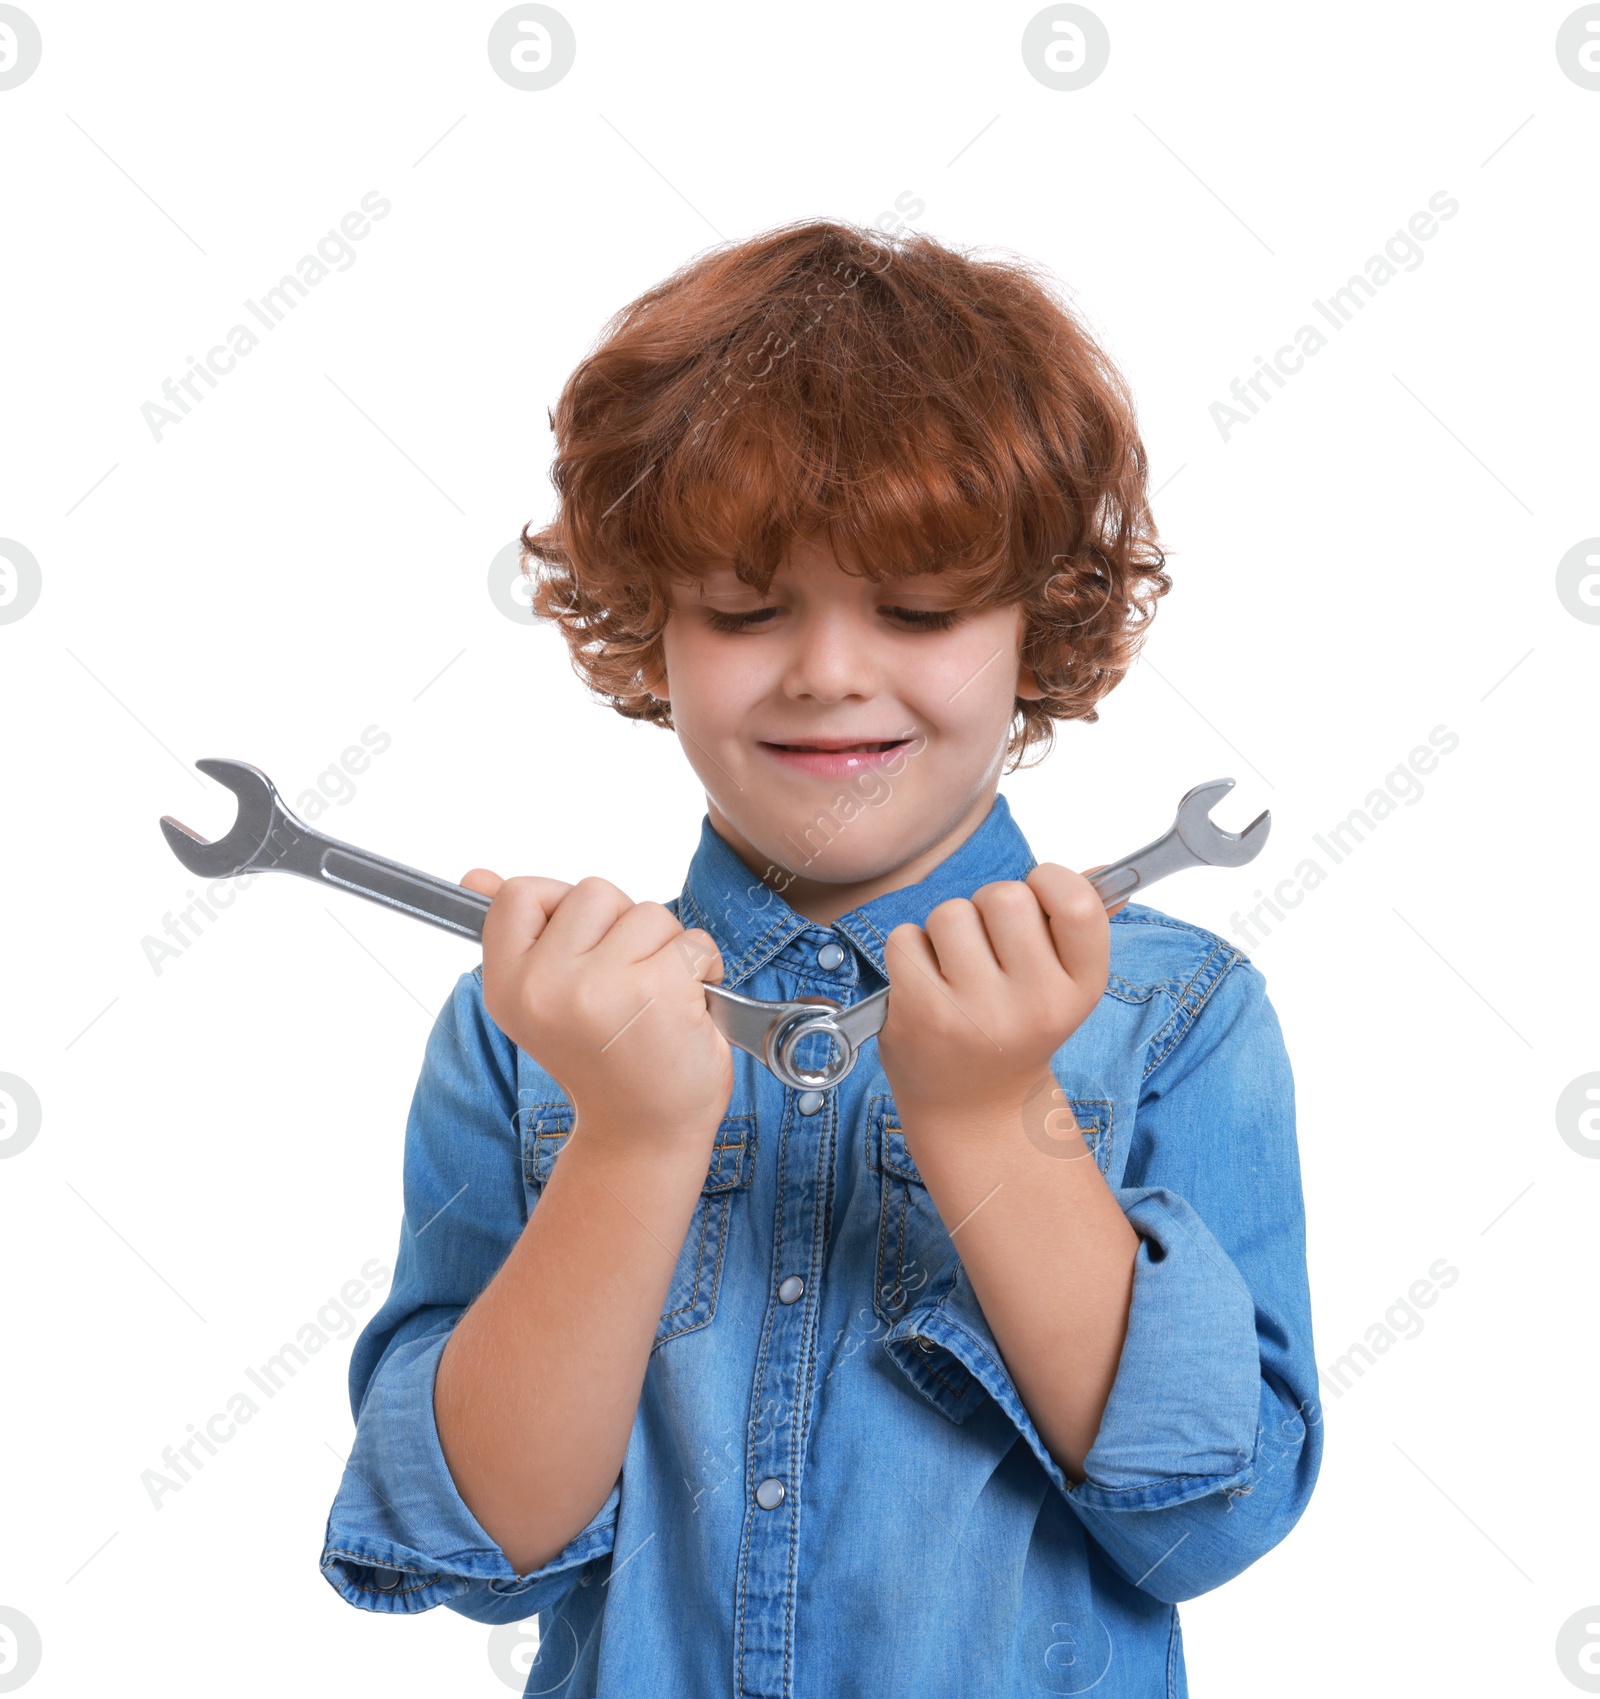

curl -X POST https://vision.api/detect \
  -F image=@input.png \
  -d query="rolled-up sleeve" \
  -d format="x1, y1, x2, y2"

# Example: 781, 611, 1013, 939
320, 967, 618, 1624
887, 952, 1322, 1602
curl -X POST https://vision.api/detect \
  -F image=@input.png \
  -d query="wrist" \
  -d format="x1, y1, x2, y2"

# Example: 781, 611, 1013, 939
568, 1098, 724, 1161
893, 1071, 1082, 1158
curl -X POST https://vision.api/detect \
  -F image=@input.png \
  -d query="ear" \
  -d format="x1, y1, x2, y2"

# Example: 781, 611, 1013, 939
1015, 661, 1047, 702
1013, 606, 1048, 701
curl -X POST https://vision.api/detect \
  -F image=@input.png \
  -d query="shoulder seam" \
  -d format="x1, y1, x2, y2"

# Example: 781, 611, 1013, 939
1139, 940, 1249, 1082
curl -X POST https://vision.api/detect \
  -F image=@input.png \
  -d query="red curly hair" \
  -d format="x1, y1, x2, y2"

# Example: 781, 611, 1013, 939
520, 218, 1169, 768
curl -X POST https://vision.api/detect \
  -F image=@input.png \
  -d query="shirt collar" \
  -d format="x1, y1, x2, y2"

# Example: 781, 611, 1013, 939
675, 792, 1038, 990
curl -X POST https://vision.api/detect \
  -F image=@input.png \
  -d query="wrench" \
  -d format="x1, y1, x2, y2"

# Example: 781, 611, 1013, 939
1084, 777, 1269, 906
160, 762, 1267, 1093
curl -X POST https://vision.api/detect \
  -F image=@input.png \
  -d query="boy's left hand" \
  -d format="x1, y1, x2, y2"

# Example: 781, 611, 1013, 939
876, 865, 1115, 1135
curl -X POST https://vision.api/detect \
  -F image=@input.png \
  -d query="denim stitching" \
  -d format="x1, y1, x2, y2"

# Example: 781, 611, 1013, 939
655, 1192, 733, 1342
783, 1082, 835, 1693
896, 1334, 975, 1400
1069, 1100, 1114, 1176
869, 1100, 921, 1323
1141, 945, 1246, 1083
735, 1090, 796, 1696
655, 1114, 755, 1343
881, 1171, 912, 1320
657, 1189, 716, 1326
675, 886, 811, 989
320, 1553, 443, 1597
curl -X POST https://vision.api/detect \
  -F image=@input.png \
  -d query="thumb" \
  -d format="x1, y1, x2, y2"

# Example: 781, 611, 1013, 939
460, 867, 505, 899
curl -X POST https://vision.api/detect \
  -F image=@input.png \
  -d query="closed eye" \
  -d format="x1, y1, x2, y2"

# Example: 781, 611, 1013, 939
701, 604, 963, 633
881, 606, 961, 630
702, 606, 783, 633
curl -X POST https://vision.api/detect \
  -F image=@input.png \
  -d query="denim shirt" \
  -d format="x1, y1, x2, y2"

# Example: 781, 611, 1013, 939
321, 792, 1322, 1698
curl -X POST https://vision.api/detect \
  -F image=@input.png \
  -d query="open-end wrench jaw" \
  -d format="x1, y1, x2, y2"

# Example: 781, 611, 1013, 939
1173, 777, 1271, 868
159, 758, 282, 878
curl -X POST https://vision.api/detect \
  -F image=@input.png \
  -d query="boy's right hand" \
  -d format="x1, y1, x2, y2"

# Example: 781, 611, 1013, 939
461, 869, 733, 1141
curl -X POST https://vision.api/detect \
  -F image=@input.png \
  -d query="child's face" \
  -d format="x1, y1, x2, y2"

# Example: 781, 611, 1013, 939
653, 534, 1045, 905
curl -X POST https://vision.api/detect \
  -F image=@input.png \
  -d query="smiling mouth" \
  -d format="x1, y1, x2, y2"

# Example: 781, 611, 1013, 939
761, 738, 910, 753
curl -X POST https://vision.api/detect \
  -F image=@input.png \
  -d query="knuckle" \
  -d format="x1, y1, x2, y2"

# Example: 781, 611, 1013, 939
925, 897, 973, 931
1066, 888, 1107, 925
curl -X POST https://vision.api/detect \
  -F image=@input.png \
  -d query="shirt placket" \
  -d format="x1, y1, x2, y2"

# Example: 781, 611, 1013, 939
733, 1054, 839, 1698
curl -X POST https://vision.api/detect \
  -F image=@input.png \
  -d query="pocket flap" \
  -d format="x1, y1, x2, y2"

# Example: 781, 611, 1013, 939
703, 1113, 754, 1192
520, 1101, 575, 1189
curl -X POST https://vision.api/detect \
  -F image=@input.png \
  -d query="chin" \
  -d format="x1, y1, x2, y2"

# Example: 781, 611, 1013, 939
756, 815, 924, 885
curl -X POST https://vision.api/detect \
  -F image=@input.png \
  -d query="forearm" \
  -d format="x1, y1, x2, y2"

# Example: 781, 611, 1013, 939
435, 1113, 716, 1574
902, 1109, 1139, 1483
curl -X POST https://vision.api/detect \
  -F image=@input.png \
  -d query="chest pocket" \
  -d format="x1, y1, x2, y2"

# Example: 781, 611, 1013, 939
520, 1102, 754, 1350
867, 1093, 1114, 1328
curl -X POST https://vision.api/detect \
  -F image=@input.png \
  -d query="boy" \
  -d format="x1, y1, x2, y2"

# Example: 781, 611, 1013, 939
321, 220, 1321, 1697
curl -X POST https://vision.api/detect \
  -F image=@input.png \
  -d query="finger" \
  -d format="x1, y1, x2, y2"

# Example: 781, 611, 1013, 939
481, 875, 577, 957
1026, 863, 1111, 984
969, 879, 1061, 979
595, 899, 690, 966
883, 919, 945, 990
536, 875, 635, 956
652, 926, 725, 988
1080, 862, 1128, 917
460, 867, 504, 899
921, 897, 995, 986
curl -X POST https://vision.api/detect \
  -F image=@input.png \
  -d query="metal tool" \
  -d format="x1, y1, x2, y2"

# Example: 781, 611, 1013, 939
1084, 776, 1269, 906
161, 762, 1267, 1094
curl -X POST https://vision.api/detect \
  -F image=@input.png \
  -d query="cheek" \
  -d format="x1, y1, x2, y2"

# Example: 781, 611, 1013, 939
661, 624, 761, 725
910, 621, 1023, 732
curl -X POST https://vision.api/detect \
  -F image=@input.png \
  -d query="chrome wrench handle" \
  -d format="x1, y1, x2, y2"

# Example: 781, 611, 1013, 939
1085, 830, 1203, 906
312, 843, 491, 940
160, 759, 492, 940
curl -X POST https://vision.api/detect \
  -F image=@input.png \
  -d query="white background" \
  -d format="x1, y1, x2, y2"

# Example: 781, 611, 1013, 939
1, 2, 1596, 1694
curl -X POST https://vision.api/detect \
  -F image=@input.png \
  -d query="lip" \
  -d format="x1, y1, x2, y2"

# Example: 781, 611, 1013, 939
757, 737, 914, 778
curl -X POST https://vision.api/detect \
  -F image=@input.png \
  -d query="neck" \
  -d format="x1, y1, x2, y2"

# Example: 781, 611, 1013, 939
706, 785, 1001, 927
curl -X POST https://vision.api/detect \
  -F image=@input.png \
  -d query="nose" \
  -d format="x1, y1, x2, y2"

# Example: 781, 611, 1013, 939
779, 603, 879, 703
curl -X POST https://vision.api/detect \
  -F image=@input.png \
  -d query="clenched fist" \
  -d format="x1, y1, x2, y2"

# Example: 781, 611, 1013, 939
876, 864, 1111, 1141
461, 869, 733, 1142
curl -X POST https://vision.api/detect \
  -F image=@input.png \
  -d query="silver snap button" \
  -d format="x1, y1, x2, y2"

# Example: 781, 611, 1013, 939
778, 1275, 805, 1304
816, 941, 845, 970
755, 1476, 786, 1510
370, 1567, 403, 1590
797, 1090, 824, 1115
913, 1335, 935, 1354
